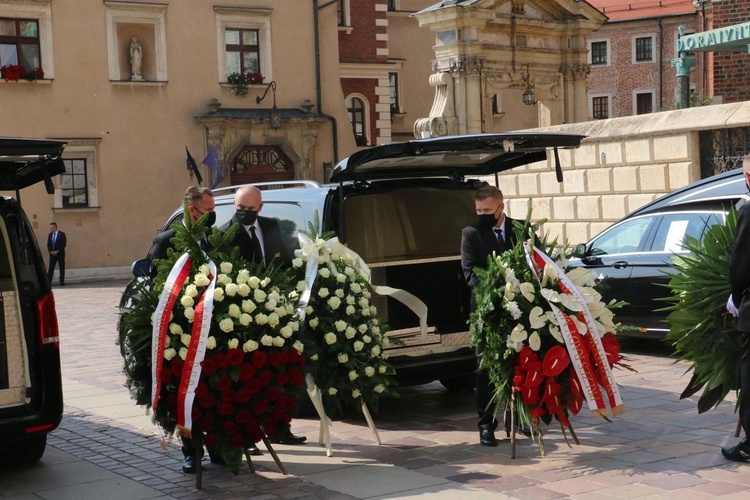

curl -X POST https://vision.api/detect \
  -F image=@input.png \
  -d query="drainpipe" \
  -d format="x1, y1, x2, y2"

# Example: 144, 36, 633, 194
313, 0, 339, 164
658, 17, 663, 109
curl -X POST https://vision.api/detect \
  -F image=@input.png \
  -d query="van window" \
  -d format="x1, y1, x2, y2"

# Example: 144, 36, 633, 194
589, 216, 655, 256
343, 187, 476, 263
0, 217, 27, 398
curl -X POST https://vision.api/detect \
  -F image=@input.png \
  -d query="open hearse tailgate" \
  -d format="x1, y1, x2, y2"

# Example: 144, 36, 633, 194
0, 138, 67, 192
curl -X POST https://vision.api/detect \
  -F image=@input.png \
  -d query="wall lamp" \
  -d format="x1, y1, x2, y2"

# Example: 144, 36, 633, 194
256, 80, 282, 129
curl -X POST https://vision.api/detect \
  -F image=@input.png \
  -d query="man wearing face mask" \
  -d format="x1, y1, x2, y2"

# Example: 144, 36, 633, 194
148, 185, 216, 274
220, 185, 305, 447
460, 185, 518, 447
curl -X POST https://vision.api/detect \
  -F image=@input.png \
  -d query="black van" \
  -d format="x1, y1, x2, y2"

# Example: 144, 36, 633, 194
0, 138, 65, 464
126, 133, 583, 390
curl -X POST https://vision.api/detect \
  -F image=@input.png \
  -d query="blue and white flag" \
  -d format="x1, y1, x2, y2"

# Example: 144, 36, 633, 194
202, 146, 224, 189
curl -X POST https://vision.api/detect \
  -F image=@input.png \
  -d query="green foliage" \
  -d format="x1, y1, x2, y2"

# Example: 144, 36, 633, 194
663, 210, 741, 413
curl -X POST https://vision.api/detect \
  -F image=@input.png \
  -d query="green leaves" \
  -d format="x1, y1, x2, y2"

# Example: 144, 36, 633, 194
663, 209, 741, 413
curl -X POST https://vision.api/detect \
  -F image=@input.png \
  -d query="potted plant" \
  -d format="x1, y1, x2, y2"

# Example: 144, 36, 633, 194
227, 71, 266, 96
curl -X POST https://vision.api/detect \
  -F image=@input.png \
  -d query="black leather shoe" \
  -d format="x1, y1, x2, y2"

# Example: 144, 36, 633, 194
722, 439, 750, 462
247, 444, 262, 456
272, 432, 307, 445
182, 455, 196, 473
479, 428, 497, 447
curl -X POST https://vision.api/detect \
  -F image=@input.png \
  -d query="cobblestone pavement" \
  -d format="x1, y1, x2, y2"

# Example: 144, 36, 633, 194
2, 280, 750, 499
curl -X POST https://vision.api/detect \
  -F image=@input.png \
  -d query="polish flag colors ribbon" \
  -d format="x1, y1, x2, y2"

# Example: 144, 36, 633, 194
524, 242, 624, 418
151, 253, 217, 437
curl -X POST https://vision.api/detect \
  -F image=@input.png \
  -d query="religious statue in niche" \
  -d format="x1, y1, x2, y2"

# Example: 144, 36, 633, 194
130, 37, 143, 81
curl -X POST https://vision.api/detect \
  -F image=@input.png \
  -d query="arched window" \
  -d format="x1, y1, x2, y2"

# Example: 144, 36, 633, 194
346, 96, 367, 146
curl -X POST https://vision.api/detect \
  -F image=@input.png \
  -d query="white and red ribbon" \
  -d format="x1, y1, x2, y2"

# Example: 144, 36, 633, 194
524, 242, 623, 418
151, 253, 217, 437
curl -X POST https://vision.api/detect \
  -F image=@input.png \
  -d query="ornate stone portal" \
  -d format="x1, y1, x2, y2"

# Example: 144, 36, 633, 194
412, 0, 606, 138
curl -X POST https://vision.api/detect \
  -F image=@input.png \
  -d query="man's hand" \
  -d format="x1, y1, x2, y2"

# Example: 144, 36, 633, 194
727, 295, 739, 317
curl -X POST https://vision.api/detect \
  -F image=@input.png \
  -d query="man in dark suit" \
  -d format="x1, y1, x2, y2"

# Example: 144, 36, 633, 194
724, 155, 750, 462
461, 185, 517, 447
47, 222, 67, 286
220, 185, 305, 446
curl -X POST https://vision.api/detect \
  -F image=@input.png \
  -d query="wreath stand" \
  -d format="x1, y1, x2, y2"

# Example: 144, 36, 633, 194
193, 427, 288, 490
305, 374, 381, 457
505, 396, 580, 460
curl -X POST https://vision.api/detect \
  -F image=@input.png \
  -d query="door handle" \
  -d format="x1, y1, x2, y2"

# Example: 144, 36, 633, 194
612, 261, 629, 269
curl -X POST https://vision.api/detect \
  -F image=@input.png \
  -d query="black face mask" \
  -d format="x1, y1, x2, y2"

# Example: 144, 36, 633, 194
478, 214, 499, 228
236, 209, 258, 226
204, 211, 216, 228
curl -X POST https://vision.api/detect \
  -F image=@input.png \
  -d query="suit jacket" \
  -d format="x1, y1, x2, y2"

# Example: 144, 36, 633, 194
731, 202, 750, 331
47, 231, 67, 254
221, 215, 292, 267
461, 216, 518, 311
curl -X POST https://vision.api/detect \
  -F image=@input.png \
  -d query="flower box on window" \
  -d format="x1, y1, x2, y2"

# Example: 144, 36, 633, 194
226, 71, 266, 96
1, 65, 44, 83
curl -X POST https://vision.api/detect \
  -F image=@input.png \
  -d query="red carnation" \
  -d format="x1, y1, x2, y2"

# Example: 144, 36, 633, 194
236, 387, 252, 403
289, 367, 304, 386
269, 351, 283, 367
195, 382, 209, 398
247, 380, 261, 394
239, 363, 256, 381
252, 350, 268, 368
201, 357, 217, 374
218, 401, 234, 416
215, 353, 229, 369
216, 375, 233, 392
204, 433, 217, 447
223, 421, 239, 435
253, 399, 268, 415
198, 393, 216, 408
236, 408, 253, 424
258, 370, 272, 385
542, 346, 570, 377
228, 348, 245, 367
171, 359, 184, 376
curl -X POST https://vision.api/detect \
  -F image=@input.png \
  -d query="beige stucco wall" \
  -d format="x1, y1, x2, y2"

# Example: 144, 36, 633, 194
492, 101, 750, 246
0, 0, 350, 280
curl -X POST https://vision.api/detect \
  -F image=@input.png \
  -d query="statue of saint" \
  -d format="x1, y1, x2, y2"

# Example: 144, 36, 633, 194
130, 37, 143, 81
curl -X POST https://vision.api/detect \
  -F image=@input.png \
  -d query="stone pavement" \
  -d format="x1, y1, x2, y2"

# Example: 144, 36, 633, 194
2, 280, 750, 499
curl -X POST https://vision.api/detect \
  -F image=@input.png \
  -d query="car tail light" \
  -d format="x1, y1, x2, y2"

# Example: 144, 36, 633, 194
25, 423, 55, 434
37, 291, 60, 349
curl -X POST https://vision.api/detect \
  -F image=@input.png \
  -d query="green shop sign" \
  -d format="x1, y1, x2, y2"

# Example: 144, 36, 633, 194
677, 21, 750, 53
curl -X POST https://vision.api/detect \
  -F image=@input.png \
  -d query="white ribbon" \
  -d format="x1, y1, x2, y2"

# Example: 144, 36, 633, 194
295, 233, 428, 338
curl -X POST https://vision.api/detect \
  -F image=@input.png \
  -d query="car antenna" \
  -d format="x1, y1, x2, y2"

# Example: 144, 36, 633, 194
554, 147, 563, 183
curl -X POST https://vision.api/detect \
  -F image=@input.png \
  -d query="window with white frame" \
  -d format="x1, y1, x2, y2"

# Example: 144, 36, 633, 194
634, 91, 654, 115
104, 1, 167, 82
215, 7, 272, 82
590, 95, 610, 119
347, 95, 368, 147
54, 140, 99, 209
633, 35, 655, 63
0, 1, 53, 79
388, 72, 400, 115
588, 39, 609, 66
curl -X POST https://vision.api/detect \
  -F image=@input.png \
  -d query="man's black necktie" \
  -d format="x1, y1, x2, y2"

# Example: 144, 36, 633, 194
249, 226, 263, 264
493, 227, 504, 244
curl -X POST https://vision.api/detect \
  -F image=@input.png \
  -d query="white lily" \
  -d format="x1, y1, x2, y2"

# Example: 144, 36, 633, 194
528, 331, 542, 351
510, 323, 528, 343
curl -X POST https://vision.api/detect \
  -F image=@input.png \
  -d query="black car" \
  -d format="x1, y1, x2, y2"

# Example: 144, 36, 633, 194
569, 168, 748, 338
0, 138, 65, 464
125, 133, 584, 390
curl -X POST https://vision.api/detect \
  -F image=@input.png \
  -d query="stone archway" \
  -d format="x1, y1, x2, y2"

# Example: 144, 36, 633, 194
229, 145, 294, 184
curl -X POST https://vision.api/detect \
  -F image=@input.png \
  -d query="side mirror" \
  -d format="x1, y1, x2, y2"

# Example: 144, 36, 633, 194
131, 258, 151, 277
572, 243, 587, 258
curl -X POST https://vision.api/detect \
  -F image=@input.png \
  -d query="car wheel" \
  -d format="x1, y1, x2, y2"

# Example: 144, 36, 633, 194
0, 434, 47, 466
439, 375, 475, 392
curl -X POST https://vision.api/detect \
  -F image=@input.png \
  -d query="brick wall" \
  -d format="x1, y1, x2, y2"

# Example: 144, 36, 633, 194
588, 15, 702, 118
711, 0, 750, 103
338, 0, 388, 63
